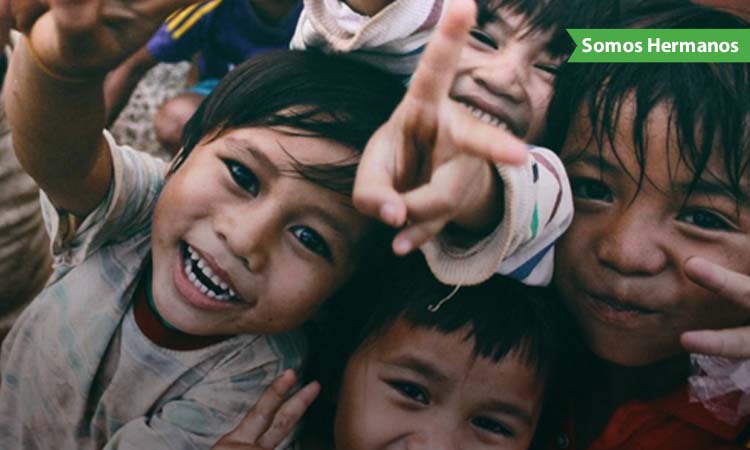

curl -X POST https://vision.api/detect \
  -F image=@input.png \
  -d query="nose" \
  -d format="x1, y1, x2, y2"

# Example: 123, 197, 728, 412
595, 205, 668, 276
472, 45, 527, 103
404, 426, 459, 450
213, 201, 278, 273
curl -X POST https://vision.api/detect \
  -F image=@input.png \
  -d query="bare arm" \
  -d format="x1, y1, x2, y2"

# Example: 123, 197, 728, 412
6, 37, 110, 217
2, 0, 194, 216
104, 46, 157, 127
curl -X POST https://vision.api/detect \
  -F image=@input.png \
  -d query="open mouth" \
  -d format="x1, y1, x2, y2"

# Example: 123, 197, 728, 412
458, 100, 522, 137
181, 242, 242, 303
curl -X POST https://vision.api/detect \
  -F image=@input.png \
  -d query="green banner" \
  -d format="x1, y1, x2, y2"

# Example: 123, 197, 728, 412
567, 29, 750, 62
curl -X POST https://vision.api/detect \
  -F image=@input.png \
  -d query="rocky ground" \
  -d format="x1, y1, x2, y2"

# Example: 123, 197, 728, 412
108, 61, 192, 161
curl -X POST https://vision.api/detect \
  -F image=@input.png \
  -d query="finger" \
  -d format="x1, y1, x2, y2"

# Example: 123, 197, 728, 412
681, 328, 750, 359
684, 256, 750, 309
49, 0, 99, 37
256, 381, 321, 449
400, 164, 468, 223
443, 101, 528, 165
353, 129, 408, 228
393, 218, 448, 255
223, 369, 297, 443
406, 0, 476, 105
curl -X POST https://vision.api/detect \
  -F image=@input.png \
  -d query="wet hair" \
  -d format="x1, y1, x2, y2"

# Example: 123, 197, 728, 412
309, 253, 575, 449
170, 50, 405, 199
545, 1, 750, 202
475, 0, 607, 58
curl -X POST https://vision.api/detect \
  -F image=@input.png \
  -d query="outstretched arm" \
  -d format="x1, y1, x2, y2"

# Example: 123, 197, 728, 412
3, 0, 191, 217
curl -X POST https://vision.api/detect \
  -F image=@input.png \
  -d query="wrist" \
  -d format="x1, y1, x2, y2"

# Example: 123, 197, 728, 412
24, 37, 104, 84
452, 161, 503, 234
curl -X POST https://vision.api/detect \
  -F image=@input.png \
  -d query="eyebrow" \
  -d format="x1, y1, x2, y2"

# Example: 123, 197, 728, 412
387, 355, 450, 384
484, 399, 535, 426
676, 179, 749, 205
224, 137, 280, 177
564, 152, 621, 174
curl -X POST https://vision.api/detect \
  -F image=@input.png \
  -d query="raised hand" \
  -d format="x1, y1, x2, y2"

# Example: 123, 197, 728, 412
681, 256, 750, 358
11, 0, 193, 79
211, 370, 321, 450
352, 0, 529, 255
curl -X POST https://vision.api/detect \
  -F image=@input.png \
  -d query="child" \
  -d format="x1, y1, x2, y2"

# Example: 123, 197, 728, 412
540, 2, 750, 448
104, 0, 302, 152
215, 254, 575, 450
0, 0, 405, 446
292, 0, 602, 286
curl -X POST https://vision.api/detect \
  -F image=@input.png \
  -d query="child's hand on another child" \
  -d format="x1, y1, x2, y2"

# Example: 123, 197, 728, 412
681, 256, 750, 358
7, 0, 193, 79
352, 0, 529, 255
211, 370, 320, 450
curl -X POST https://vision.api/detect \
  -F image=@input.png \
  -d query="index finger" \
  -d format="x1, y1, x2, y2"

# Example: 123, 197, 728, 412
220, 369, 298, 444
684, 256, 750, 309
406, 0, 476, 105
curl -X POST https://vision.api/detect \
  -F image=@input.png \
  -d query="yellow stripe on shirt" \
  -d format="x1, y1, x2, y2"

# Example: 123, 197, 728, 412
172, 0, 223, 39
165, 2, 201, 32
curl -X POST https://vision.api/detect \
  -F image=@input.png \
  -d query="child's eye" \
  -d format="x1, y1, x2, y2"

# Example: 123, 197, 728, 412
290, 225, 332, 260
469, 28, 498, 50
534, 63, 560, 76
677, 209, 733, 231
225, 160, 259, 195
388, 381, 429, 405
471, 416, 515, 437
570, 178, 613, 202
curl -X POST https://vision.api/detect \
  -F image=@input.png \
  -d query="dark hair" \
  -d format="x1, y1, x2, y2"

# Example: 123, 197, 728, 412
309, 253, 574, 449
476, 0, 607, 58
170, 50, 405, 198
545, 2, 750, 201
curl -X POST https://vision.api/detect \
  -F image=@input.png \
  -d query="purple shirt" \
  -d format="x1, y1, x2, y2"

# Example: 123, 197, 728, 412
147, 0, 302, 79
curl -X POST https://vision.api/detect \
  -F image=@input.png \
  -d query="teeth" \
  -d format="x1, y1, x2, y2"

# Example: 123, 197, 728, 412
462, 102, 511, 132
183, 244, 238, 301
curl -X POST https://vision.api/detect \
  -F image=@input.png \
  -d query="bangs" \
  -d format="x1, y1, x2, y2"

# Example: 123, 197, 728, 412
476, 0, 598, 57
546, 2, 750, 201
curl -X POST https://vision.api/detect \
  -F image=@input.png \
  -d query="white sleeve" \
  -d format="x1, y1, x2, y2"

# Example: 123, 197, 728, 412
291, 0, 445, 79
421, 146, 573, 287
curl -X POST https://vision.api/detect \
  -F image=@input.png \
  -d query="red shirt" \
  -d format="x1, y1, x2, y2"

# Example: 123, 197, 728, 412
557, 387, 749, 450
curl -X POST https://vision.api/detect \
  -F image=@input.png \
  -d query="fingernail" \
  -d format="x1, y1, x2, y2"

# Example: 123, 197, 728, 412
394, 238, 412, 255
380, 203, 399, 225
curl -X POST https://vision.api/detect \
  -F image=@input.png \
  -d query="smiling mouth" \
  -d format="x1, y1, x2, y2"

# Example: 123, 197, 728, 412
458, 100, 522, 137
181, 242, 242, 303
592, 294, 659, 315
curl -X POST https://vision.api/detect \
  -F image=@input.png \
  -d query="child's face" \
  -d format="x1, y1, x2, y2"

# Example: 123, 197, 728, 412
149, 126, 372, 335
555, 101, 750, 366
334, 319, 543, 450
451, 8, 562, 143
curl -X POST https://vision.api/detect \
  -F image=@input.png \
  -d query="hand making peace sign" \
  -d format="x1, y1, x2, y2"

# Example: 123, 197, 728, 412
352, 0, 530, 255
